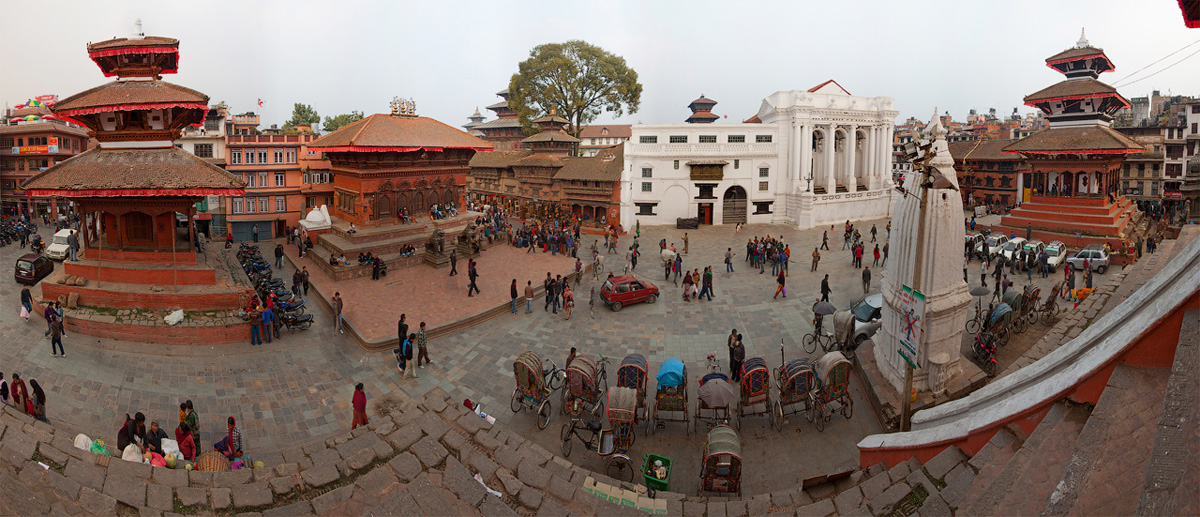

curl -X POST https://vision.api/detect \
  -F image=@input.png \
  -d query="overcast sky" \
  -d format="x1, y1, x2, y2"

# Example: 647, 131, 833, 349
2, 0, 1198, 130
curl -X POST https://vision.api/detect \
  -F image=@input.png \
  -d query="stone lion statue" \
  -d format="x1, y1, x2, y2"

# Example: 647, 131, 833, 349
426, 228, 446, 254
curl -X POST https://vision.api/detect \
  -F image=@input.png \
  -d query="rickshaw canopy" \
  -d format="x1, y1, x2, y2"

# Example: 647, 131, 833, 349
704, 424, 741, 459
514, 351, 545, 392
657, 358, 685, 388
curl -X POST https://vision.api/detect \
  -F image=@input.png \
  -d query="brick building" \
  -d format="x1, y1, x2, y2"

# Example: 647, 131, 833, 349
949, 139, 1029, 207
223, 131, 328, 240
0, 101, 90, 219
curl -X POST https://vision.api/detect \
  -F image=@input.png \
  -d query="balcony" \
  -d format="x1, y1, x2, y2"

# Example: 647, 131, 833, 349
227, 134, 314, 144
629, 143, 778, 155
562, 184, 613, 196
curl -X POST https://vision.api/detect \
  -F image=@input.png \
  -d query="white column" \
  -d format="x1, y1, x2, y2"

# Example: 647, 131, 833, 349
882, 125, 894, 185
824, 125, 837, 194
791, 121, 802, 183
801, 124, 813, 192
866, 126, 876, 190
846, 125, 858, 192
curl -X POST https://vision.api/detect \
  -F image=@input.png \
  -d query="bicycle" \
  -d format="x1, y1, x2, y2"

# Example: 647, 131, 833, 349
543, 358, 566, 392
802, 315, 832, 354
965, 303, 984, 335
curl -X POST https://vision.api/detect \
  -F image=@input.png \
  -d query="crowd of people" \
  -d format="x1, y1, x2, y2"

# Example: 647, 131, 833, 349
0, 372, 46, 422
113, 403, 243, 465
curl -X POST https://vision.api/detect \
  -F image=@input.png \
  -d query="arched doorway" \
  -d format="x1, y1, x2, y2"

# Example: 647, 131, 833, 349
722, 186, 747, 225
444, 189, 456, 208
414, 192, 425, 214
378, 195, 392, 220
396, 194, 408, 217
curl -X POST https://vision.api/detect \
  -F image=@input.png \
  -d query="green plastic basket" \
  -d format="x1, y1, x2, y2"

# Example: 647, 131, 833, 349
642, 453, 672, 495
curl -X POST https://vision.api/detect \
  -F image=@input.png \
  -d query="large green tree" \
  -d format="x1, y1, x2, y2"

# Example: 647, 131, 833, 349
322, 111, 365, 133
508, 40, 642, 143
283, 103, 320, 129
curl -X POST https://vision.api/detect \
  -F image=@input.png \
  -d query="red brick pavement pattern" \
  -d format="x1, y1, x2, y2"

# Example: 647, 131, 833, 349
1069, 366, 1170, 517
283, 242, 578, 340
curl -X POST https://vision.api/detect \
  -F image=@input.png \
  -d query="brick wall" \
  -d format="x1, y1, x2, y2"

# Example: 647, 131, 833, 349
84, 249, 198, 264
41, 283, 246, 310
63, 315, 250, 344
64, 263, 216, 285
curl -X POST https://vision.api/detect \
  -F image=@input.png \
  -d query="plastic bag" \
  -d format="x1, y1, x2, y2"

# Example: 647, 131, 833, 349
73, 433, 92, 451
161, 438, 180, 457
149, 452, 166, 467
20, 306, 29, 319
121, 444, 143, 463
89, 439, 108, 456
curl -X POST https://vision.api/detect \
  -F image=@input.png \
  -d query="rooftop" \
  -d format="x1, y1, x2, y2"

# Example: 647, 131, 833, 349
948, 139, 1024, 161
468, 149, 532, 168
21, 146, 245, 197
307, 113, 492, 152
1003, 126, 1144, 155
1023, 78, 1125, 104
577, 125, 632, 139
52, 80, 208, 116
554, 146, 623, 182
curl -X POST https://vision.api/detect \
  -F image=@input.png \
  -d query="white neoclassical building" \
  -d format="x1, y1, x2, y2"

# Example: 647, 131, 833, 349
620, 81, 899, 228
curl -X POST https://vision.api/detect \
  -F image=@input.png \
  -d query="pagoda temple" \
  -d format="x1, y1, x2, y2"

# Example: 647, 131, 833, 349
473, 90, 526, 150
21, 22, 249, 344
1000, 31, 1144, 242
685, 94, 719, 123
302, 97, 492, 276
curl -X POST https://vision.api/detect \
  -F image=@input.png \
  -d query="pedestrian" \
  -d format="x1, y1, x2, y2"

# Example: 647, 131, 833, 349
873, 245, 880, 267
333, 292, 344, 334
882, 241, 889, 267
261, 306, 274, 344
466, 260, 480, 297
20, 285, 32, 322
292, 270, 303, 298
870, 224, 878, 242
301, 267, 310, 296
980, 259, 988, 288
372, 257, 381, 280
727, 329, 739, 374
683, 232, 689, 255
725, 248, 734, 272
252, 224, 259, 243
575, 258, 583, 284
29, 380, 46, 421
510, 279, 519, 314
184, 400, 200, 449
525, 280, 534, 313
564, 285, 574, 320
698, 266, 713, 301
449, 249, 458, 276
297, 234, 304, 257
68, 230, 79, 261
855, 244, 864, 269
416, 322, 430, 368
774, 271, 786, 299
730, 334, 746, 382
589, 286, 597, 318
351, 383, 369, 429
50, 313, 65, 357
274, 243, 284, 268
1026, 224, 1032, 241
0, 373, 7, 406
214, 417, 243, 459
43, 302, 58, 337
820, 274, 831, 302
544, 272, 555, 312
10, 374, 26, 413
397, 313, 408, 349
862, 267, 871, 294
176, 423, 197, 462
821, 231, 829, 250
404, 333, 419, 379
1002, 275, 1012, 296
672, 255, 682, 285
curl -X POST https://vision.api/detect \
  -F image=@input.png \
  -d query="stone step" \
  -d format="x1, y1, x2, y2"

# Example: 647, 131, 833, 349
1135, 307, 1199, 516
991, 403, 1089, 516
960, 402, 1069, 516
1043, 365, 1171, 516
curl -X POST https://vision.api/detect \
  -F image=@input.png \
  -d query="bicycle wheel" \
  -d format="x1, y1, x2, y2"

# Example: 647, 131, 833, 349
1026, 308, 1039, 326
549, 369, 565, 391
560, 424, 573, 457
1012, 315, 1026, 334
773, 401, 784, 432
511, 388, 522, 413
607, 455, 635, 483
965, 318, 980, 335
802, 333, 817, 354
842, 398, 853, 419
537, 400, 552, 430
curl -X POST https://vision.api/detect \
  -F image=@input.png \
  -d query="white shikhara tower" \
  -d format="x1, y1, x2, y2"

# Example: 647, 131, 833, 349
874, 113, 972, 394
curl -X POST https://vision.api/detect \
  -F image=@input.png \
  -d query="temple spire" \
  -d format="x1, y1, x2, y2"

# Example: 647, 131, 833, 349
1075, 27, 1088, 48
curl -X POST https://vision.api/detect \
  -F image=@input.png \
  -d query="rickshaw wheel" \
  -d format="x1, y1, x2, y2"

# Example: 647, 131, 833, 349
549, 370, 566, 391
560, 389, 569, 415
773, 401, 784, 432
842, 399, 853, 419
811, 402, 826, 432
537, 400, 552, 430
1027, 309, 1039, 326
607, 455, 635, 483
511, 388, 522, 413
1013, 316, 1026, 334
560, 424, 573, 457
1000, 330, 1010, 347
735, 403, 743, 430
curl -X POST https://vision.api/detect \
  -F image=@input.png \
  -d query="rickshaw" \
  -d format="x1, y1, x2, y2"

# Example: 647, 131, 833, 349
696, 372, 735, 431
511, 351, 554, 430
809, 351, 854, 432
699, 424, 741, 496
735, 357, 773, 429
1039, 284, 1063, 327
772, 342, 817, 432
559, 386, 636, 482
830, 310, 857, 359
617, 353, 649, 423
649, 357, 690, 436
1020, 285, 1041, 326
985, 302, 1013, 346
1001, 289, 1031, 334
562, 354, 609, 416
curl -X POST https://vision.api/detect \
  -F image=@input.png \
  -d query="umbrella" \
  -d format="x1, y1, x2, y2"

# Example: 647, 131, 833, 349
970, 286, 991, 297
24, 116, 38, 121
698, 378, 737, 408
813, 301, 838, 316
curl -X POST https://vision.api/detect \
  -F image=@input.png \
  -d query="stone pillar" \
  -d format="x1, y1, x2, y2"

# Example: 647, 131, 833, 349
866, 127, 876, 190
847, 125, 858, 193
791, 122, 802, 184
824, 125, 837, 194
800, 124, 813, 192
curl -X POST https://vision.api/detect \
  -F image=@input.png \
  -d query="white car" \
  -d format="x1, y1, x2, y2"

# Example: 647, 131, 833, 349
1000, 237, 1027, 262
1044, 240, 1068, 272
982, 235, 1008, 258
44, 229, 72, 261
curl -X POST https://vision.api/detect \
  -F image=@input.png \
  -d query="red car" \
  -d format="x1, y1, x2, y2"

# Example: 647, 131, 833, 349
15, 253, 54, 285
600, 275, 659, 311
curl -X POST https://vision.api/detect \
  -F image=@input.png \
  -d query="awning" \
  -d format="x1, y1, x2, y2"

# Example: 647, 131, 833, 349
686, 160, 729, 166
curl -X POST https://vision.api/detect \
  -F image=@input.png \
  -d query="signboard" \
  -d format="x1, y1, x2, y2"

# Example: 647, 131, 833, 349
973, 206, 985, 218
11, 145, 58, 155
898, 285, 925, 368
1163, 191, 1182, 200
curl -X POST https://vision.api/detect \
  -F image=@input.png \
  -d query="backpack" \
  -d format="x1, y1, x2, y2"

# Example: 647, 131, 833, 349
403, 339, 413, 360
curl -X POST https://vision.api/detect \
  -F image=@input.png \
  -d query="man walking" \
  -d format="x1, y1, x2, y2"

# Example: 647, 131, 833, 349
862, 266, 871, 294
553, 275, 563, 313
821, 231, 829, 251
725, 248, 734, 272
699, 266, 713, 301
261, 306, 274, 344
820, 274, 832, 302
870, 224, 878, 242
292, 270, 303, 298
449, 250, 458, 276
682, 232, 689, 255
252, 224, 259, 243
397, 314, 408, 349
50, 313, 65, 358
333, 292, 344, 334
274, 243, 284, 269
523, 281, 532, 314
351, 383, 368, 429
882, 241, 889, 267
544, 273, 555, 312
302, 267, 310, 296
416, 322, 430, 368
466, 260, 480, 297
510, 279, 519, 313
811, 248, 820, 271
774, 271, 786, 300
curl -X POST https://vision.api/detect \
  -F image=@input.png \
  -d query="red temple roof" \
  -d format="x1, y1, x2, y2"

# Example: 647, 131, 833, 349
308, 114, 493, 153
87, 36, 179, 52
86, 36, 181, 76
53, 80, 208, 117
21, 146, 245, 197
1022, 78, 1128, 107
522, 130, 579, 144
1002, 126, 1143, 155
1182, 0, 1200, 27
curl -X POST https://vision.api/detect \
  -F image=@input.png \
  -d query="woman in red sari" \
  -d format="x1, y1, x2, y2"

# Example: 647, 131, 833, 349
351, 383, 369, 429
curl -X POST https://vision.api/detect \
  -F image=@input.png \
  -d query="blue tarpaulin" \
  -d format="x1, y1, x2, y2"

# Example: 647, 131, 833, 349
657, 357, 685, 388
